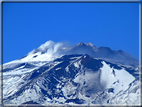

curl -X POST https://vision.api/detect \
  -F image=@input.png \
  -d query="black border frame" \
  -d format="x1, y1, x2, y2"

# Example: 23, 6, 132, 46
1, 0, 141, 107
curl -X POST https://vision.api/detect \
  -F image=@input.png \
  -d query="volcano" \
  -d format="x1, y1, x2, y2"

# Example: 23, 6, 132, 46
2, 41, 140, 106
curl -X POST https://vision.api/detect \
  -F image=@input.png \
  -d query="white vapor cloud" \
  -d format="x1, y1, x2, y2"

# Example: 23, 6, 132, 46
53, 42, 63, 53
20, 40, 72, 62
38, 40, 64, 56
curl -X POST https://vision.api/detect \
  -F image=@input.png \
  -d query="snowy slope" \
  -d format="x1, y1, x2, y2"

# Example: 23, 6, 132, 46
2, 41, 140, 106
3, 54, 140, 106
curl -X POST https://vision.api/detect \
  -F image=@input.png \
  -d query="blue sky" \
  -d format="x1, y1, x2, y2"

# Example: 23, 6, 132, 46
3, 2, 139, 63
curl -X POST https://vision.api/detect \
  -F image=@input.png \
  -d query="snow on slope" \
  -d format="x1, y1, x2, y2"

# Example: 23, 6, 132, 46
3, 54, 140, 105
2, 41, 140, 106
20, 41, 63, 61
100, 61, 135, 93
108, 78, 140, 105
3, 41, 70, 67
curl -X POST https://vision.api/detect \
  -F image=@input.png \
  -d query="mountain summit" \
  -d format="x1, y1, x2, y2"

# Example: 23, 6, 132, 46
2, 40, 140, 106
6, 41, 137, 68
14, 41, 138, 67
67, 42, 138, 67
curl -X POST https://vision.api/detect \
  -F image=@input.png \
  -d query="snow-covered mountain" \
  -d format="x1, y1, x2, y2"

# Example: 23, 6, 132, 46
2, 40, 140, 106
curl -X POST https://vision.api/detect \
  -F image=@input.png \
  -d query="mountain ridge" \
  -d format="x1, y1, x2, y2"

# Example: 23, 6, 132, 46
5, 41, 138, 68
